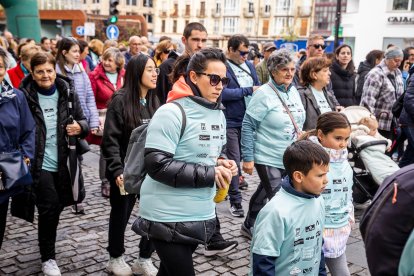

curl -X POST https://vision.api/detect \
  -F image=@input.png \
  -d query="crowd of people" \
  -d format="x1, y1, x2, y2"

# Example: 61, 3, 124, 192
0, 22, 413, 276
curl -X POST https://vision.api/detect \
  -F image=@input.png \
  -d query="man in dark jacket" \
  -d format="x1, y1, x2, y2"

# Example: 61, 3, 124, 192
155, 22, 207, 104
124, 36, 142, 66
222, 35, 260, 218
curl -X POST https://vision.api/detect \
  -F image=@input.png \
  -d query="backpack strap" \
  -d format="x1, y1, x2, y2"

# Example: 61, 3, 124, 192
171, 101, 186, 138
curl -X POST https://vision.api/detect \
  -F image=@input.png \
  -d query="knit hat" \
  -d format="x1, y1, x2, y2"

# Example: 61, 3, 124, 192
384, 46, 403, 59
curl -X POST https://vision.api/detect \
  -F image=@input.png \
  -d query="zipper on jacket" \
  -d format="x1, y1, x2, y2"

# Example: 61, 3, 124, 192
363, 182, 398, 236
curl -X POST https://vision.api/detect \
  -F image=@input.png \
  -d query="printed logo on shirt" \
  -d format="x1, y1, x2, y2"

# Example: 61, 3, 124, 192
343, 187, 348, 192
289, 267, 301, 275
212, 136, 220, 140
220, 135, 225, 140
322, 188, 331, 194
199, 135, 210, 141
196, 153, 208, 158
302, 267, 313, 274
294, 238, 304, 246
305, 224, 315, 232
295, 228, 301, 238
316, 230, 321, 237
201, 123, 206, 130
289, 257, 301, 266
198, 143, 210, 148
334, 188, 342, 192
333, 179, 342, 185
305, 235, 315, 241
211, 125, 220, 131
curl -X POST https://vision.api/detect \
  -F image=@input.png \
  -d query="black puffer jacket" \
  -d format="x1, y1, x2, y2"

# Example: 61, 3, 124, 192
356, 61, 373, 104
20, 74, 89, 206
102, 89, 155, 182
330, 61, 357, 107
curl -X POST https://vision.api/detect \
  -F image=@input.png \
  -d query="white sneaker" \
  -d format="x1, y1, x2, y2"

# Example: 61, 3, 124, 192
132, 257, 158, 276
42, 259, 61, 276
106, 256, 133, 276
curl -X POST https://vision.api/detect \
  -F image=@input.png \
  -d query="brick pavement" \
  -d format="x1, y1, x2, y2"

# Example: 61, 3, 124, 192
0, 146, 371, 275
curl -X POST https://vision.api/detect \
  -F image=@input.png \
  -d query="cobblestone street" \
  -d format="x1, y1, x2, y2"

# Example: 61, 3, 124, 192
0, 146, 370, 275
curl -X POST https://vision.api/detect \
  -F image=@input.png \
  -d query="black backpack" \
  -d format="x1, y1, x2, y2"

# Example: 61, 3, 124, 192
360, 164, 414, 275
124, 102, 186, 194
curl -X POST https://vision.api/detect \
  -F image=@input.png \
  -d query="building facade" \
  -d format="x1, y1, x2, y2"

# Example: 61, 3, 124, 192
153, 0, 314, 48
312, 0, 347, 37
342, 0, 414, 64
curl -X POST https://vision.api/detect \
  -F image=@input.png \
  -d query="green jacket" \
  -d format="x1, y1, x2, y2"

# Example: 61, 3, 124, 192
255, 59, 268, 84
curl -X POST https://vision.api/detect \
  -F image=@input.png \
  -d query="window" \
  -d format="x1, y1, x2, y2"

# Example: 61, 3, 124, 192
161, 20, 166, 33
185, 4, 191, 16
262, 19, 269, 35
144, 0, 153, 7
173, 20, 177, 33
185, 20, 190, 26
215, 1, 221, 12
274, 17, 293, 34
248, 2, 254, 12
224, 0, 239, 13
214, 19, 220, 33
146, 14, 153, 23
393, 0, 409, 10
126, 0, 137, 5
246, 19, 253, 33
223, 17, 239, 33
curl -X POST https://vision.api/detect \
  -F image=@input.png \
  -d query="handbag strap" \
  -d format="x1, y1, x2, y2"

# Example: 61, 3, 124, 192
268, 81, 301, 135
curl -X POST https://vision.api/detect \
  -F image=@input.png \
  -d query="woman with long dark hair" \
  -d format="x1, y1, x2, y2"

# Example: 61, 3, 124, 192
330, 44, 357, 107
102, 54, 159, 276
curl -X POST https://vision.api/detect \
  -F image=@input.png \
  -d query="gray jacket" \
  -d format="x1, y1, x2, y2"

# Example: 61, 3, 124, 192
299, 85, 336, 131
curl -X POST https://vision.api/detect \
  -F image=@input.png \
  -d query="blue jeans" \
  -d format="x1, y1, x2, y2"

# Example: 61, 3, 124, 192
399, 127, 414, 167
226, 127, 243, 205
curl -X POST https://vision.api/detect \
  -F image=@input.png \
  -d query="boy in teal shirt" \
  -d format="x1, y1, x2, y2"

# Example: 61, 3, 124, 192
251, 140, 330, 275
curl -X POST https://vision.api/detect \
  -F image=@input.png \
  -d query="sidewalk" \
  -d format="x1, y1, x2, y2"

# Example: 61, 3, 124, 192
0, 146, 370, 275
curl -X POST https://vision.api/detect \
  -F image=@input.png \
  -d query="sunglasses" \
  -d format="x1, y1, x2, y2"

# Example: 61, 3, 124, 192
163, 49, 172, 54
238, 50, 250, 56
311, 44, 327, 50
196, 72, 230, 87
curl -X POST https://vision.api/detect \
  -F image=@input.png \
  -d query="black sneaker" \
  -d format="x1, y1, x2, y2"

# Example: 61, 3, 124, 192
229, 203, 245, 217
240, 223, 252, 240
204, 240, 238, 256
239, 176, 249, 190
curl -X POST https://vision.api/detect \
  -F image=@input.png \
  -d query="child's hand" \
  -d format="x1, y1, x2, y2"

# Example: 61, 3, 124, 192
386, 146, 392, 152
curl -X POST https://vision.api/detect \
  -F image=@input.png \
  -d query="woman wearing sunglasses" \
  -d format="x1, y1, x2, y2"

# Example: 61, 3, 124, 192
102, 54, 159, 276
135, 48, 237, 275
154, 40, 177, 66
240, 49, 306, 239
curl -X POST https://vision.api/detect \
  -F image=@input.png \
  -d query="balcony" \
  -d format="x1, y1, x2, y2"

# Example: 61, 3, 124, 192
260, 6, 271, 17
297, 6, 312, 17
170, 10, 179, 17
211, 8, 222, 17
182, 9, 191, 18
159, 10, 167, 17
243, 8, 254, 18
197, 9, 207, 18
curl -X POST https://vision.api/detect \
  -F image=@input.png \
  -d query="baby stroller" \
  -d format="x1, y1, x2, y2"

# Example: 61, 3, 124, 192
341, 106, 400, 200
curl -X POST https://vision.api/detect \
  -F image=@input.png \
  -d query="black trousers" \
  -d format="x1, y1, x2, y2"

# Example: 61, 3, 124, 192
0, 198, 9, 250
152, 239, 198, 276
36, 170, 64, 262
244, 164, 284, 228
107, 180, 154, 258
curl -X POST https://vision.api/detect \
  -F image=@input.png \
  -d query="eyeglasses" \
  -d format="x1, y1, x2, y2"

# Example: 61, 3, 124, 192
146, 67, 160, 75
196, 72, 230, 87
238, 50, 250, 56
163, 49, 172, 54
311, 44, 327, 50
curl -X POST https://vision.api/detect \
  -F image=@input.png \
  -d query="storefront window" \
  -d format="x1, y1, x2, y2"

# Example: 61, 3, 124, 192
393, 0, 409, 10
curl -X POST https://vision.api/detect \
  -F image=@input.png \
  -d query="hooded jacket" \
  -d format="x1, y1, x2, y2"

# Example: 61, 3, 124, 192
330, 61, 357, 107
356, 61, 373, 103
0, 80, 35, 204
20, 74, 89, 206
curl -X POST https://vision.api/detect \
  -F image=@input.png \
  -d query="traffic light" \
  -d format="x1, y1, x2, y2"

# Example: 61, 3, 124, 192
109, 16, 118, 24
109, 0, 119, 16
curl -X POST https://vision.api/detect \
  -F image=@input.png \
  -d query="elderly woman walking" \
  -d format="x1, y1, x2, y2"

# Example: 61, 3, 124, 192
240, 49, 306, 239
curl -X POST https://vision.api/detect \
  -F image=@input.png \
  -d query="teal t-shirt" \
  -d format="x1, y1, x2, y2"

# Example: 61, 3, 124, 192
105, 72, 118, 88
246, 81, 305, 169
310, 86, 332, 114
228, 61, 254, 106
139, 97, 227, 222
399, 229, 414, 276
38, 91, 59, 172
251, 187, 325, 275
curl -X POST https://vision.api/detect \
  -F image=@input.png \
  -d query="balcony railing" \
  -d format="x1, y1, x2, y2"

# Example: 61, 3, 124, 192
182, 9, 191, 17
159, 10, 167, 17
197, 9, 207, 18
211, 8, 222, 17
260, 6, 271, 17
243, 8, 254, 17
